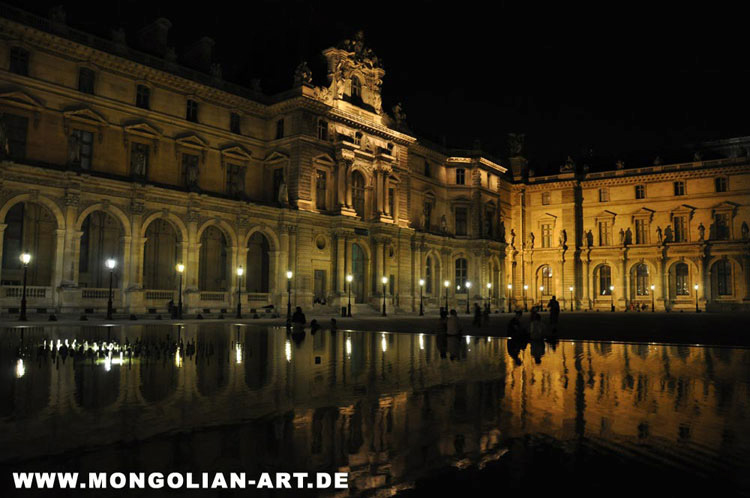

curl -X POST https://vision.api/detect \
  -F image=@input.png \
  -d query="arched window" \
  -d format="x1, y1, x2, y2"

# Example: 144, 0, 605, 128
425, 257, 433, 294
352, 171, 365, 218
199, 226, 228, 291
675, 263, 689, 296
634, 264, 649, 296
599, 265, 612, 295
541, 265, 552, 293
455, 258, 468, 289
351, 76, 362, 99
715, 260, 732, 296
246, 232, 270, 293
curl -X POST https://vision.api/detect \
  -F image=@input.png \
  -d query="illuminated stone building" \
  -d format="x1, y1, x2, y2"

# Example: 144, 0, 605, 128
0, 5, 748, 315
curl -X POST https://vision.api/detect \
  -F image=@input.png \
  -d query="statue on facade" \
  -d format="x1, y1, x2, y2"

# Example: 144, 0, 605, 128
664, 225, 673, 243
698, 222, 706, 241
419, 209, 427, 231
559, 229, 567, 248
693, 151, 703, 162
742, 221, 749, 240
293, 61, 313, 86
510, 228, 516, 248
508, 133, 524, 157
392, 103, 407, 129
67, 132, 81, 166
498, 218, 506, 243
185, 157, 199, 191
653, 156, 663, 165
527, 232, 535, 249
0, 114, 10, 159
278, 181, 289, 206
616, 160, 625, 170
585, 229, 594, 247
440, 214, 447, 234
560, 155, 575, 173
131, 144, 147, 177
656, 226, 663, 244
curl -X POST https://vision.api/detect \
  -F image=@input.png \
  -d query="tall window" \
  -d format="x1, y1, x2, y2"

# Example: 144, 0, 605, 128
351, 76, 361, 99
635, 219, 647, 244
9, 47, 29, 75
276, 119, 285, 139
716, 260, 732, 296
599, 266, 612, 295
317, 120, 328, 141
455, 258, 468, 289
635, 185, 645, 199
388, 187, 395, 217
423, 201, 433, 229
541, 192, 551, 205
186, 99, 199, 122
674, 181, 685, 196
715, 177, 727, 193
673, 216, 687, 242
273, 168, 284, 201
634, 264, 649, 296
352, 171, 365, 218
456, 168, 465, 185
598, 221, 610, 246
455, 207, 468, 236
599, 188, 610, 202
4, 114, 28, 160
230, 113, 241, 134
129, 142, 149, 178
541, 223, 552, 248
181, 153, 199, 187
315, 171, 327, 210
136, 85, 151, 109
71, 129, 94, 170
425, 257, 433, 294
714, 213, 730, 240
541, 265, 552, 292
424, 160, 431, 178
675, 263, 689, 296
78, 68, 95, 94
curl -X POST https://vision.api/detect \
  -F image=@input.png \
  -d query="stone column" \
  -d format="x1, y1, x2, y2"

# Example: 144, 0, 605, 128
583, 258, 591, 309
335, 232, 346, 294
53, 229, 66, 309
0, 224, 6, 284
383, 177, 390, 216
375, 171, 384, 215
656, 256, 666, 311
288, 226, 297, 306
620, 254, 627, 310
374, 237, 384, 297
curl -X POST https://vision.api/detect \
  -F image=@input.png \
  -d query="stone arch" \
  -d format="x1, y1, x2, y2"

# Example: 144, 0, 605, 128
245, 231, 271, 293
535, 263, 554, 302
242, 225, 281, 252
423, 248, 442, 296
77, 210, 125, 288
707, 255, 743, 300
140, 211, 188, 243
350, 239, 371, 303
74, 203, 131, 238
196, 218, 238, 250
592, 262, 616, 300
199, 225, 230, 292
666, 258, 700, 304
142, 216, 185, 290
0, 193, 65, 230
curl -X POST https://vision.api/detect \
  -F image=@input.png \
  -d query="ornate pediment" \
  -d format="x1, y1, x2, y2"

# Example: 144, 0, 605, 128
594, 210, 617, 222
312, 153, 335, 166
670, 204, 696, 221
0, 89, 43, 110
221, 144, 252, 162
264, 150, 288, 163
123, 121, 161, 138
175, 133, 208, 150
631, 207, 655, 223
711, 201, 739, 216
537, 212, 558, 229
63, 106, 107, 125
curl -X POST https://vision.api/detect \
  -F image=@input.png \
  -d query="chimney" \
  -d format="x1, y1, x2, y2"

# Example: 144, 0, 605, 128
137, 18, 172, 58
183, 37, 215, 73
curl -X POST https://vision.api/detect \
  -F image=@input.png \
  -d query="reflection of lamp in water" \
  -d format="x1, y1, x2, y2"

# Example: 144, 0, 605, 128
381, 333, 388, 353
15, 358, 25, 378
694, 284, 700, 312
465, 281, 472, 314
285, 339, 291, 362
106, 258, 116, 320
346, 274, 353, 317
381, 276, 388, 316
19, 252, 31, 321
419, 333, 425, 350
466, 335, 470, 345
174, 347, 182, 368
346, 335, 352, 358
418, 279, 425, 316
235, 343, 243, 364
175, 263, 185, 319
650, 284, 655, 312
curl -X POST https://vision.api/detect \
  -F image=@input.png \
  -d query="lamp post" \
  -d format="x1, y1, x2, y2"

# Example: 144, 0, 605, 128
694, 284, 699, 312
381, 276, 388, 316
443, 280, 450, 312
539, 286, 544, 310
19, 253, 31, 321
650, 284, 655, 312
486, 282, 492, 312
465, 281, 472, 314
523, 284, 528, 311
346, 274, 353, 317
106, 258, 116, 320
569, 286, 574, 312
507, 283, 512, 313
236, 266, 244, 319
176, 263, 185, 319
286, 270, 293, 324
418, 279, 424, 316
609, 285, 615, 312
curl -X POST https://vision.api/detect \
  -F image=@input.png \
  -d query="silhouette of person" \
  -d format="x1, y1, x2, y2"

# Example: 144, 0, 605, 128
547, 295, 560, 325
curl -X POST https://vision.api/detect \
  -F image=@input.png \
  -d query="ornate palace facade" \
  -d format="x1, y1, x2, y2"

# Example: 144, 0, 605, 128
0, 5, 748, 315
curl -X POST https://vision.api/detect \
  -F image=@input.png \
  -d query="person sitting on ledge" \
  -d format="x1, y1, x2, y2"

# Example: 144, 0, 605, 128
292, 306, 306, 325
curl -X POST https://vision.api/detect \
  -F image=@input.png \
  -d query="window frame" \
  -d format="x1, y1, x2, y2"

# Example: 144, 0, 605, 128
136, 84, 151, 109
674, 181, 686, 196
78, 67, 96, 94
455, 168, 465, 185
635, 184, 645, 199
9, 46, 29, 76
186, 99, 199, 123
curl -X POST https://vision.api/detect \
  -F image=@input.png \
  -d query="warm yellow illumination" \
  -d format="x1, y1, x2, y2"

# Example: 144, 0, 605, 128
235, 343, 243, 364
20, 253, 31, 265
569, 286, 574, 291
346, 336, 352, 357
105, 258, 116, 270
466, 281, 472, 289
285, 339, 292, 362
381, 333, 387, 353
694, 284, 699, 290
286, 270, 293, 279
540, 286, 544, 291
444, 280, 450, 288
176, 263, 185, 273
609, 285, 615, 291
381, 276, 388, 285
236, 266, 244, 277
487, 282, 492, 289
419, 279, 425, 287
507, 283, 512, 289
523, 285, 528, 290
650, 284, 655, 290
419, 333, 424, 350
174, 348, 182, 368
346, 274, 353, 283
15, 359, 25, 378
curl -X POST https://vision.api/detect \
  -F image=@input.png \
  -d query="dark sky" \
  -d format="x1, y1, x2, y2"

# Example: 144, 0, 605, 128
11, 0, 750, 172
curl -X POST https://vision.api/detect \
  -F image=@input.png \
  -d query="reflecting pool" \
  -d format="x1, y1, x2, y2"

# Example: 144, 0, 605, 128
1, 324, 749, 496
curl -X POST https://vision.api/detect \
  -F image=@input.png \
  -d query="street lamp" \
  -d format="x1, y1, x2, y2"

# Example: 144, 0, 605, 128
539, 285, 544, 310
569, 286, 574, 312
443, 280, 450, 311
418, 278, 425, 316
650, 284, 655, 312
176, 263, 185, 319
694, 284, 699, 312
106, 258, 116, 320
19, 252, 31, 321
286, 270, 293, 324
486, 282, 492, 312
381, 276, 388, 316
523, 284, 528, 311
465, 281, 472, 314
236, 266, 244, 319
507, 283, 512, 313
609, 284, 615, 312
346, 274, 353, 317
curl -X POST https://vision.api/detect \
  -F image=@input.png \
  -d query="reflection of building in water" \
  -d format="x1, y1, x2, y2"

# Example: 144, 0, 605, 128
0, 5, 748, 317
1, 326, 748, 493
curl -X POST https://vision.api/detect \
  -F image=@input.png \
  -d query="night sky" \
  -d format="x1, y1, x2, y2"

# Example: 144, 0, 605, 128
10, 0, 750, 173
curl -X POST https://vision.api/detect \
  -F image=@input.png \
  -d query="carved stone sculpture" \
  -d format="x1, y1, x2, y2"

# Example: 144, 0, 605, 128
528, 232, 535, 249
278, 182, 289, 206
619, 228, 625, 245
559, 229, 567, 247
0, 113, 10, 159
392, 103, 407, 129
185, 157, 199, 190
67, 132, 81, 165
698, 222, 705, 241
508, 133, 524, 157
510, 228, 516, 247
498, 218, 506, 242
560, 156, 575, 173
742, 221, 749, 240
293, 61, 313, 86
440, 214, 447, 234
656, 226, 663, 244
